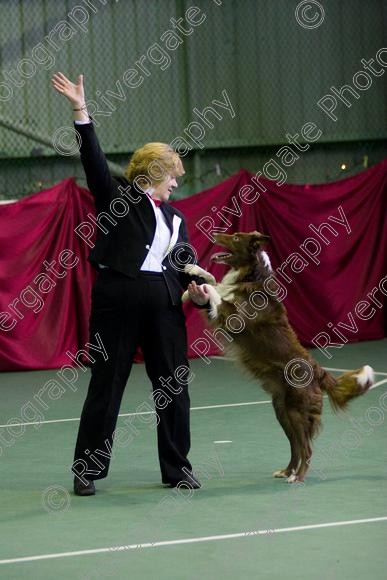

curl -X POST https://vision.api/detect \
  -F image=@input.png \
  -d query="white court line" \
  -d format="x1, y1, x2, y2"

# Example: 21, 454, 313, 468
214, 357, 387, 374
369, 377, 387, 390
215, 358, 387, 377
0, 400, 272, 429
190, 400, 271, 411
324, 367, 387, 377
1, 377, 387, 430
1, 516, 386, 565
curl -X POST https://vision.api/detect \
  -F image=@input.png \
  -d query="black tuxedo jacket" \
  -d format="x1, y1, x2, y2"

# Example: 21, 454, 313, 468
75, 122, 201, 306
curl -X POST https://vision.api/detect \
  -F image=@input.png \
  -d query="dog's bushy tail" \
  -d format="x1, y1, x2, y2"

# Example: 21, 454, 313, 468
319, 365, 374, 411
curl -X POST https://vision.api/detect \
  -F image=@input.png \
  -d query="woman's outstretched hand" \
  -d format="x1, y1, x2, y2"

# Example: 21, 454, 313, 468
187, 281, 210, 306
51, 72, 85, 107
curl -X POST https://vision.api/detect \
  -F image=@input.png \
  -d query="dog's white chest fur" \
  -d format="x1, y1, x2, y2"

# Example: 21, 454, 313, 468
206, 269, 238, 318
260, 251, 272, 271
216, 270, 238, 299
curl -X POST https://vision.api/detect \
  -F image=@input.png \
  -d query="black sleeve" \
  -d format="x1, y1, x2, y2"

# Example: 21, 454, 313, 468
74, 121, 114, 209
178, 215, 211, 310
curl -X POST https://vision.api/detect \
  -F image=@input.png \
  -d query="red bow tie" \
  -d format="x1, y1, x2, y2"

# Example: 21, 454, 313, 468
146, 193, 162, 207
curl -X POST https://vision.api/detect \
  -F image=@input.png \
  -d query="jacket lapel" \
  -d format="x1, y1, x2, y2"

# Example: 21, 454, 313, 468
160, 204, 173, 233
160, 205, 182, 258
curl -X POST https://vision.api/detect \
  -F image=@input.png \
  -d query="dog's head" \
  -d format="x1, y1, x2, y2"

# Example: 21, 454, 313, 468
211, 231, 271, 269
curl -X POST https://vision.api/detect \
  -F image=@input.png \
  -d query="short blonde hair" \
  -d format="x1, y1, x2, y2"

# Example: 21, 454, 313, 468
125, 142, 185, 189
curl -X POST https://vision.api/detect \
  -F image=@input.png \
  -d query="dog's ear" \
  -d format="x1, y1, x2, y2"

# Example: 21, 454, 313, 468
254, 231, 270, 241
250, 231, 270, 249
259, 234, 270, 243
249, 235, 261, 251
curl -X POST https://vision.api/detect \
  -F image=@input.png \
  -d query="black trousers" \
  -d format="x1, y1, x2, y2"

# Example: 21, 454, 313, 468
72, 269, 192, 483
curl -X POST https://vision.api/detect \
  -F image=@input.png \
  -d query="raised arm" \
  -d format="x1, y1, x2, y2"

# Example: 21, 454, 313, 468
51, 72, 113, 202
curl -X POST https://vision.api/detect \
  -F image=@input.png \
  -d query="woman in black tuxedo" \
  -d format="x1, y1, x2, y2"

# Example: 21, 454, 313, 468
51, 72, 209, 496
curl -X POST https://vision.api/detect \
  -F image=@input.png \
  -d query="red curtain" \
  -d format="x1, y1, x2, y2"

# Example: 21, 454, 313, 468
173, 162, 387, 358
1, 162, 386, 371
0, 178, 96, 371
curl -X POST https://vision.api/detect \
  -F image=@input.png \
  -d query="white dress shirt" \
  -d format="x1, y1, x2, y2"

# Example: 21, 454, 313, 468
140, 196, 171, 272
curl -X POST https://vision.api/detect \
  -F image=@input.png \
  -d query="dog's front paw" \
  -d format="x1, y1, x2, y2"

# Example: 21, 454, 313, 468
206, 290, 221, 320
184, 264, 216, 285
208, 305, 218, 320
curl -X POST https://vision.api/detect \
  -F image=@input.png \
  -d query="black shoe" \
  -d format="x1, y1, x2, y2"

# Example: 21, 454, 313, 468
74, 477, 96, 496
164, 473, 201, 489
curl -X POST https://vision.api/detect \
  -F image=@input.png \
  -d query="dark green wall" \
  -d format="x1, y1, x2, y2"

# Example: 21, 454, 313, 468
0, 0, 386, 198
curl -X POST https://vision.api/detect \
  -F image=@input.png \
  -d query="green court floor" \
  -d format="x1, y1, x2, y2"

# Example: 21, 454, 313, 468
0, 340, 386, 579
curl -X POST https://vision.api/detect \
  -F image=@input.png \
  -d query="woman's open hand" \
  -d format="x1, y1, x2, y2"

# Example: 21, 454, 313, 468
187, 281, 210, 306
51, 72, 85, 107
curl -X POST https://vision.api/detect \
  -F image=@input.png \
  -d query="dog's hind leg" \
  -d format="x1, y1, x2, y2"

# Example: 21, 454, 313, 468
291, 401, 322, 482
288, 433, 311, 483
278, 408, 309, 483
287, 409, 321, 483
288, 389, 323, 483
273, 450, 299, 479
272, 399, 300, 478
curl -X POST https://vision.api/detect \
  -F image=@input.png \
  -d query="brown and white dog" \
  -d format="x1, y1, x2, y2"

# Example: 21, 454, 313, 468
184, 231, 374, 482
